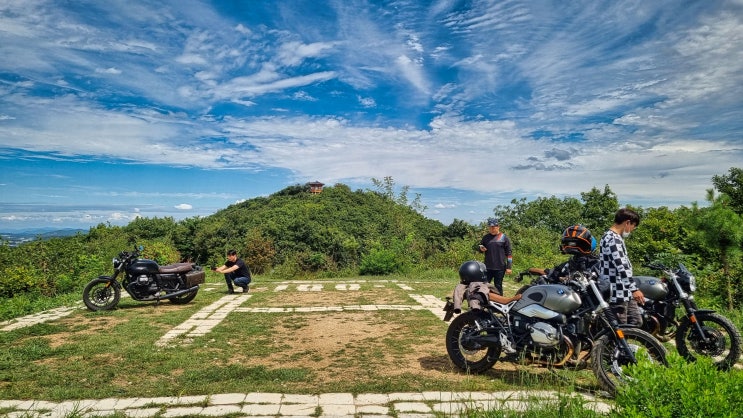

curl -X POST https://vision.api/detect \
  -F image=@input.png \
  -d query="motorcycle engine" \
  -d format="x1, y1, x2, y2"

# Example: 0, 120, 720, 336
513, 313, 562, 347
529, 322, 561, 347
128, 275, 157, 298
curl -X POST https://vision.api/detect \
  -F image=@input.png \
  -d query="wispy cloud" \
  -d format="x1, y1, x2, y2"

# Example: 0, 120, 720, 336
0, 0, 741, 230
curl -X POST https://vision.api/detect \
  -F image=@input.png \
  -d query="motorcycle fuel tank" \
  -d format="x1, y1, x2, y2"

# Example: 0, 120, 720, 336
128, 259, 160, 275
513, 284, 582, 315
633, 276, 668, 300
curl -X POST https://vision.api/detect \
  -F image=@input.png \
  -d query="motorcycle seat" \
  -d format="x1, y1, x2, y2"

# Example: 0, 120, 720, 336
488, 292, 522, 304
159, 263, 194, 274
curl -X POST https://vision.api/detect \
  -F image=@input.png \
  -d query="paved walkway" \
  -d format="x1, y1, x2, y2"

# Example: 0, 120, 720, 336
0, 390, 613, 417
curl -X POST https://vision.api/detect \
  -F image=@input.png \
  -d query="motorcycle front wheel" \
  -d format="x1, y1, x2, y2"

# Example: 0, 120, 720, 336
83, 278, 121, 311
445, 311, 501, 373
676, 312, 742, 371
591, 328, 667, 397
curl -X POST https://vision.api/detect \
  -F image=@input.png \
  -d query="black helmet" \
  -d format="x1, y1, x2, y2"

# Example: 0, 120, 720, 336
561, 225, 595, 255
459, 260, 487, 284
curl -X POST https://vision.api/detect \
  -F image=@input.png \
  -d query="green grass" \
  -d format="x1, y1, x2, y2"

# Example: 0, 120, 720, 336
2, 270, 741, 417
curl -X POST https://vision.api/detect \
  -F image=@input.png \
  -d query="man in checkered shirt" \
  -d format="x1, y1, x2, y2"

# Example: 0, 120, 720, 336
599, 208, 644, 326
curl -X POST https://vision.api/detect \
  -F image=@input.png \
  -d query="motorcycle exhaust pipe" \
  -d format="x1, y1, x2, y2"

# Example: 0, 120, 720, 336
158, 285, 199, 300
136, 285, 200, 301
468, 335, 502, 347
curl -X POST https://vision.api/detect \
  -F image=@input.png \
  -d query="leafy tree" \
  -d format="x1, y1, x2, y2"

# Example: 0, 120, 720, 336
370, 176, 426, 214
692, 191, 743, 310
580, 185, 619, 231
626, 206, 686, 261
712, 167, 743, 215
494, 196, 583, 233
123, 217, 178, 241
444, 219, 475, 240
242, 227, 276, 274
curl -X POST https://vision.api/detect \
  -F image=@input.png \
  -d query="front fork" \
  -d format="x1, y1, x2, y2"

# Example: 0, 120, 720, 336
606, 310, 638, 364
682, 300, 711, 343
589, 280, 639, 364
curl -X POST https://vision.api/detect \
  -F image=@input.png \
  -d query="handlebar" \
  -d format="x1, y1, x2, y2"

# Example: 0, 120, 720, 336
516, 267, 547, 283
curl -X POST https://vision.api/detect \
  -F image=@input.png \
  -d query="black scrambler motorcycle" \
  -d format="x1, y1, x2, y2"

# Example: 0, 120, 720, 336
444, 260, 668, 397
635, 260, 742, 370
83, 246, 205, 311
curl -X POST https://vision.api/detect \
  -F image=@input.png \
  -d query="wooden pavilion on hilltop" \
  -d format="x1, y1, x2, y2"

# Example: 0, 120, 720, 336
308, 180, 324, 194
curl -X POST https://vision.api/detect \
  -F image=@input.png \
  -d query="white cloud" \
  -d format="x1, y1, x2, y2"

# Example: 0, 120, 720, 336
1, 0, 741, 231
95, 67, 122, 75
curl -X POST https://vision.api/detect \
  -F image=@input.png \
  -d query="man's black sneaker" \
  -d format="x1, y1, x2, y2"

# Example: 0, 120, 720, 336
227, 289, 235, 294
240, 286, 249, 293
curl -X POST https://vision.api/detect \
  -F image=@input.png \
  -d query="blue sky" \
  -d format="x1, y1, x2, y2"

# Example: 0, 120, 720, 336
1, 0, 742, 231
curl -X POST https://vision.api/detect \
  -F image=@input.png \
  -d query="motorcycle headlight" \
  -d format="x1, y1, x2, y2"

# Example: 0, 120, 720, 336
112, 258, 121, 268
688, 274, 696, 293
678, 273, 696, 293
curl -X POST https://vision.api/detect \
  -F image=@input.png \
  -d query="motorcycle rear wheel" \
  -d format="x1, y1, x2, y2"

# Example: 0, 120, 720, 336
445, 311, 501, 373
676, 312, 742, 371
591, 328, 667, 397
83, 278, 121, 311
169, 289, 198, 304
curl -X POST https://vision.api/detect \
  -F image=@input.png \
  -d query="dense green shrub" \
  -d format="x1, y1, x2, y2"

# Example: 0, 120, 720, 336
360, 247, 405, 275
0, 265, 41, 298
611, 353, 743, 417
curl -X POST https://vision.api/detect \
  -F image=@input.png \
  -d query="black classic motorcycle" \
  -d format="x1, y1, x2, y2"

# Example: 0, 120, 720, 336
635, 261, 742, 370
82, 246, 205, 311
443, 261, 667, 397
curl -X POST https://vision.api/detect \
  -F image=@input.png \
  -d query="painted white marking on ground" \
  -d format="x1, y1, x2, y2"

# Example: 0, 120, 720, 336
409, 294, 448, 318
0, 305, 78, 331
296, 284, 323, 291
155, 295, 250, 347
234, 305, 427, 313
335, 283, 360, 290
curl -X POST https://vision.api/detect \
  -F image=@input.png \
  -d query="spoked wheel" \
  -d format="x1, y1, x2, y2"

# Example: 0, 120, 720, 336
82, 278, 121, 311
445, 311, 501, 373
676, 312, 742, 371
591, 328, 667, 397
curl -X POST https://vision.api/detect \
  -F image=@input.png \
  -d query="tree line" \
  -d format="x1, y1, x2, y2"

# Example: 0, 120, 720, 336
1, 169, 742, 319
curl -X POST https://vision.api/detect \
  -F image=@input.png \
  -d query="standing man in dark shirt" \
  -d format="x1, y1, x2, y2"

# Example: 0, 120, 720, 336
213, 249, 252, 294
478, 218, 513, 295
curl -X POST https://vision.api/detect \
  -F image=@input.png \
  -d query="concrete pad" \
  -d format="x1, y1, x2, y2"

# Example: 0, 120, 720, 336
356, 404, 390, 414
321, 403, 355, 416
209, 393, 246, 405
282, 394, 319, 404
318, 393, 354, 404
162, 406, 205, 417
279, 403, 319, 416
392, 402, 431, 413
242, 402, 281, 415
124, 407, 163, 417
244, 392, 283, 404
388, 393, 425, 401
199, 404, 242, 416
355, 393, 390, 405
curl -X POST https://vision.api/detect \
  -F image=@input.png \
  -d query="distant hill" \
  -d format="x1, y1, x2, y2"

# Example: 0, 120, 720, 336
166, 183, 454, 272
0, 228, 86, 246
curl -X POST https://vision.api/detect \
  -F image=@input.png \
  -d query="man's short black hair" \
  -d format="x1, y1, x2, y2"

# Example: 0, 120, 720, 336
227, 249, 238, 256
614, 208, 640, 226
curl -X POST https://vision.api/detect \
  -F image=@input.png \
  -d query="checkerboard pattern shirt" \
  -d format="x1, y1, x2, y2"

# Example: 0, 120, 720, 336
599, 229, 637, 303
